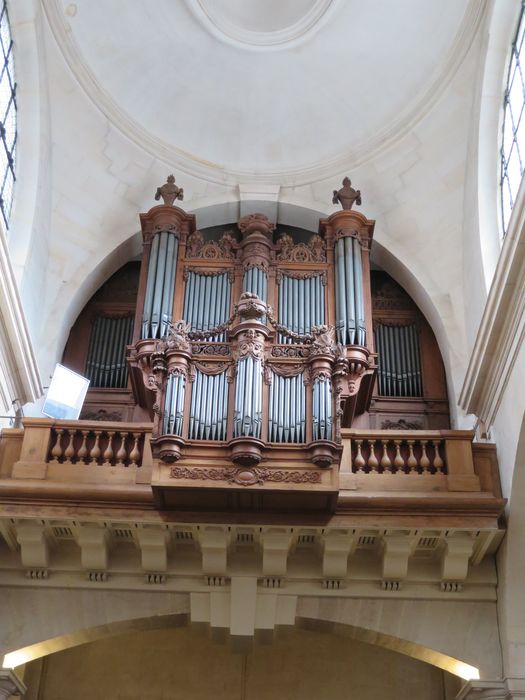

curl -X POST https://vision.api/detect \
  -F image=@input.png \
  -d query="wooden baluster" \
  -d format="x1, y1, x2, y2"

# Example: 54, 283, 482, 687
368, 440, 379, 472
420, 440, 430, 473
407, 440, 418, 473
129, 433, 141, 466
432, 440, 445, 473
64, 431, 75, 461
116, 433, 127, 465
380, 440, 392, 472
77, 431, 89, 462
51, 429, 64, 462
103, 432, 114, 465
354, 440, 365, 472
393, 440, 404, 472
90, 431, 102, 464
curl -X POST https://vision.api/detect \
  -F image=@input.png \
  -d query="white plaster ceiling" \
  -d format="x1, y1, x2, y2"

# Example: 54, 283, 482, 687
48, 0, 477, 182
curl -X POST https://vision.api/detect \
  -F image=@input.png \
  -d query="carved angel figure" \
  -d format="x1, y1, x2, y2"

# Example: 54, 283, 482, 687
276, 233, 294, 261
332, 177, 362, 210
155, 175, 184, 206
310, 325, 336, 356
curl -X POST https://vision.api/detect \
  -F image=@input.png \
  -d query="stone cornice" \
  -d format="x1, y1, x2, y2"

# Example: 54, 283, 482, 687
460, 175, 525, 427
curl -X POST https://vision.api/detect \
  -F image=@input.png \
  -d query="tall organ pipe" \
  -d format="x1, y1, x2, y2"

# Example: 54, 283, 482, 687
183, 271, 231, 341
312, 378, 333, 441
188, 369, 229, 441
335, 236, 366, 346
163, 372, 185, 436
277, 274, 325, 343
141, 231, 179, 339
234, 357, 262, 439
374, 323, 422, 397
268, 371, 306, 443
86, 315, 134, 388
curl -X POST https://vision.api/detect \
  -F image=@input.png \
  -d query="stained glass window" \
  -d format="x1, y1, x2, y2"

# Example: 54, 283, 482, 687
501, 2, 525, 233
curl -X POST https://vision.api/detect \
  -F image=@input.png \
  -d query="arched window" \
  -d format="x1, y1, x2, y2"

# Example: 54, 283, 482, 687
501, 2, 525, 233
0, 1, 15, 228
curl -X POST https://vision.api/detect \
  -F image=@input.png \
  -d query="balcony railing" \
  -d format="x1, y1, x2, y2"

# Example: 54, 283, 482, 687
0, 420, 504, 519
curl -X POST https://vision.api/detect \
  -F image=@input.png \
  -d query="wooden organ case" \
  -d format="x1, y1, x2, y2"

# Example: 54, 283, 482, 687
121, 193, 374, 512
62, 179, 452, 513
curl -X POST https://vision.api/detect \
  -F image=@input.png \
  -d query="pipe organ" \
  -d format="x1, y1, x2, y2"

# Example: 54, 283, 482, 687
127, 186, 377, 490
58, 176, 452, 508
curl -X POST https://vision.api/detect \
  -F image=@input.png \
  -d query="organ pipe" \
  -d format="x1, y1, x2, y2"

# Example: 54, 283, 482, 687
142, 231, 178, 339
233, 356, 262, 439
312, 377, 333, 441
86, 314, 134, 388
335, 236, 366, 346
278, 274, 325, 343
243, 265, 268, 301
375, 323, 422, 397
163, 372, 186, 436
188, 369, 229, 441
183, 271, 231, 341
268, 372, 306, 443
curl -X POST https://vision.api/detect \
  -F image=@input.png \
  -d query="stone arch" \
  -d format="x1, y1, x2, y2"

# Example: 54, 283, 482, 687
2, 609, 480, 682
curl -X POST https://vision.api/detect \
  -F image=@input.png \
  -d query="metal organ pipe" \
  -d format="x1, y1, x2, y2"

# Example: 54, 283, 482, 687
374, 323, 422, 397
233, 357, 262, 439
267, 371, 306, 443
277, 274, 325, 342
188, 369, 229, 441
335, 237, 366, 346
86, 315, 134, 389
312, 377, 333, 441
183, 271, 231, 341
163, 372, 185, 436
141, 231, 179, 339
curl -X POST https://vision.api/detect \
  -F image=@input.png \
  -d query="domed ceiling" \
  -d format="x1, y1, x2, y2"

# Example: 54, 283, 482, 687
48, 0, 477, 182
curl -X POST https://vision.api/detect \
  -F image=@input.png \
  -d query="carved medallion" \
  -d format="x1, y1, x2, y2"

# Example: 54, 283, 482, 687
170, 466, 322, 485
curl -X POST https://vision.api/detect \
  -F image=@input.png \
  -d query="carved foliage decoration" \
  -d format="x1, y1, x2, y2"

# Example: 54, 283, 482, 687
186, 230, 236, 260
381, 419, 424, 430
170, 466, 322, 486
271, 345, 310, 359
277, 233, 326, 263
191, 343, 230, 357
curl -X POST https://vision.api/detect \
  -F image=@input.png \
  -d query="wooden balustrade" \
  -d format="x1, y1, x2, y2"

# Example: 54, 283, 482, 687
341, 429, 484, 494
351, 437, 446, 474
7, 418, 152, 484
48, 427, 144, 467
